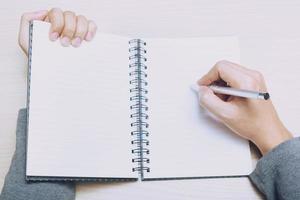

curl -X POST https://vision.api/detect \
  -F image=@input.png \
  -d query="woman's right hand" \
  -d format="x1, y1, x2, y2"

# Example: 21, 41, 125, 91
197, 60, 292, 155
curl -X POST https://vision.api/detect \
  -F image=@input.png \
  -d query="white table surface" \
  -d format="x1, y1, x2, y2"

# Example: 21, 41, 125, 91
2, 0, 300, 199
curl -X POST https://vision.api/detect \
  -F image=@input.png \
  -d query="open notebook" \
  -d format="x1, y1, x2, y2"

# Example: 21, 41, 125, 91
26, 21, 252, 181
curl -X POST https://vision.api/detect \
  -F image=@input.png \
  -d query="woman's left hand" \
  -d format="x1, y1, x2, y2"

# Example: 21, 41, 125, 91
18, 8, 97, 56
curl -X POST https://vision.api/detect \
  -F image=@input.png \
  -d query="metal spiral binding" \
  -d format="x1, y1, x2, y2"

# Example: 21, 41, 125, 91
26, 21, 34, 137
129, 39, 150, 177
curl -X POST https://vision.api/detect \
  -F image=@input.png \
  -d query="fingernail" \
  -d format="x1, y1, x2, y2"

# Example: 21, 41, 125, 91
71, 37, 82, 47
85, 32, 94, 41
49, 32, 59, 41
60, 37, 70, 47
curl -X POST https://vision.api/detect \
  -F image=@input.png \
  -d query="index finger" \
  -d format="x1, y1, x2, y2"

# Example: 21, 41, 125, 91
48, 8, 64, 41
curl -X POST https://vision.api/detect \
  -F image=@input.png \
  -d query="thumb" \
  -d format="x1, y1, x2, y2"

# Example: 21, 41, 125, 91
198, 86, 235, 121
19, 10, 48, 55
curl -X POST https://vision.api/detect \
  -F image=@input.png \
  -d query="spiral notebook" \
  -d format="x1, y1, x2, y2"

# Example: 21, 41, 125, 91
26, 21, 252, 181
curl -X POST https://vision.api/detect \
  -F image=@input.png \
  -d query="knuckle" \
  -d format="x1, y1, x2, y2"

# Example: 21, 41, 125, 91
77, 15, 87, 22
64, 10, 75, 17
49, 7, 62, 15
214, 60, 229, 71
216, 60, 229, 66
253, 70, 264, 81
50, 7, 62, 12
49, 8, 64, 31
76, 16, 88, 36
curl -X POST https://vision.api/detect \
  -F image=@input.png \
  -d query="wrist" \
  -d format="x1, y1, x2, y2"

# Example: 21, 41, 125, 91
253, 127, 293, 155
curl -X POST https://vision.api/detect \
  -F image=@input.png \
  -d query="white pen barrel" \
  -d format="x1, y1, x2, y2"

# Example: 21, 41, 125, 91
209, 85, 266, 100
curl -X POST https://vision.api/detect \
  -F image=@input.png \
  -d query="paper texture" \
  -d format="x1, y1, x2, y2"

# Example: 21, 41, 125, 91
27, 21, 135, 178
144, 37, 252, 179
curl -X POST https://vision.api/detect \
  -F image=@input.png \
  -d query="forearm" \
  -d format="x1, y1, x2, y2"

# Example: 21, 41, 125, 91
0, 109, 75, 200
250, 137, 300, 200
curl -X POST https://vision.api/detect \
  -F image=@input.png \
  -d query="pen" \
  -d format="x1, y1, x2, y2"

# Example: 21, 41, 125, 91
190, 84, 270, 100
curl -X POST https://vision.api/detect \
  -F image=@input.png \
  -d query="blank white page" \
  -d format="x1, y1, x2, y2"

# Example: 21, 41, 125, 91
145, 37, 252, 179
27, 21, 135, 179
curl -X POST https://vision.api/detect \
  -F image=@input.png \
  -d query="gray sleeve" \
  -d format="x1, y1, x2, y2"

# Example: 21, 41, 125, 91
249, 137, 300, 200
0, 109, 75, 200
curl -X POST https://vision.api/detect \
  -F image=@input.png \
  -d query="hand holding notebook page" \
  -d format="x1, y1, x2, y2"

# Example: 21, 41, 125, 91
26, 21, 252, 181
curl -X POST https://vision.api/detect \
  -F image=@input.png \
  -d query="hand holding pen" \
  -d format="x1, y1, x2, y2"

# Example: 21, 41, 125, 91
195, 60, 292, 155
